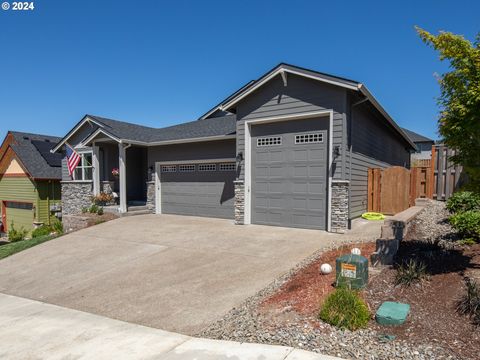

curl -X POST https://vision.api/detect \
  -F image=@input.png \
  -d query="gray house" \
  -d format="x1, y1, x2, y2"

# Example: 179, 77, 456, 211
52, 63, 415, 232
401, 127, 435, 161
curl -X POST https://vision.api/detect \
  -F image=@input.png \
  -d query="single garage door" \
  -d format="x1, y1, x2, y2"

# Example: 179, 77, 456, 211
3, 201, 34, 232
252, 118, 328, 230
159, 162, 236, 219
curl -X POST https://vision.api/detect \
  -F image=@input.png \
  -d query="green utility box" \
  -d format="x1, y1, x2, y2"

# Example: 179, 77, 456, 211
335, 254, 368, 289
376, 301, 410, 326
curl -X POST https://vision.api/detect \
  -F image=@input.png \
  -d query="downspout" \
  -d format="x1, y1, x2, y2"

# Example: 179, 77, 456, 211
47, 180, 51, 226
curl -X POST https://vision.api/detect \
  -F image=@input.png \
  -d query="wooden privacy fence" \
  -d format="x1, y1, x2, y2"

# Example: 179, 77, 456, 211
368, 145, 463, 215
431, 145, 464, 201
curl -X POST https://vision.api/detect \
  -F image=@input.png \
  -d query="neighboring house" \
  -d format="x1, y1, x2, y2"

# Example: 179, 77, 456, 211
401, 127, 435, 161
53, 63, 415, 232
0, 131, 62, 233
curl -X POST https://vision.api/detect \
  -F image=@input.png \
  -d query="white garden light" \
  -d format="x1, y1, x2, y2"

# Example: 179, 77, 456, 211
320, 263, 333, 274
351, 247, 361, 255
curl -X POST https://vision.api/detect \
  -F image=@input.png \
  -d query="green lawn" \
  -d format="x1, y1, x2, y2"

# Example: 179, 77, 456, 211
0, 234, 58, 260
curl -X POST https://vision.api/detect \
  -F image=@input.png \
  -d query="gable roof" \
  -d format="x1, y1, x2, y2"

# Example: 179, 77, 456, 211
401, 128, 434, 143
201, 63, 416, 149
198, 80, 256, 120
53, 114, 237, 152
1, 131, 63, 180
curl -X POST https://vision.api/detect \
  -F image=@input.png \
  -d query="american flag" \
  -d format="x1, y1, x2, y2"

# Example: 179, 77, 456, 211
66, 143, 81, 177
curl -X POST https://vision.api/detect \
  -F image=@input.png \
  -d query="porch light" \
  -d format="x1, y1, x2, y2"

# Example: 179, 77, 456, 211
333, 146, 341, 159
236, 152, 243, 163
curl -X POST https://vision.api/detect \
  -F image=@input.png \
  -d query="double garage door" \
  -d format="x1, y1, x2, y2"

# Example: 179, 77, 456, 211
251, 118, 329, 230
159, 162, 236, 219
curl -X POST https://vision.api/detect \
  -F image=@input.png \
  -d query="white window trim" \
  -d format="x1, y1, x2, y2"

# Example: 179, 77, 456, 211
244, 110, 333, 232
72, 150, 93, 181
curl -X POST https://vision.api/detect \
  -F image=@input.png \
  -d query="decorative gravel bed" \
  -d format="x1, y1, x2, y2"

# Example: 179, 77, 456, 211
198, 202, 471, 360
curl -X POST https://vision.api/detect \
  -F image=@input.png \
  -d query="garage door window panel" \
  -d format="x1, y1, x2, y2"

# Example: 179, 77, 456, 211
6, 202, 33, 210
257, 136, 282, 147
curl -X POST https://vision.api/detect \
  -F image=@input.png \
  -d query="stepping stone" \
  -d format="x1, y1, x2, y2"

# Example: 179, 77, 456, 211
375, 301, 410, 326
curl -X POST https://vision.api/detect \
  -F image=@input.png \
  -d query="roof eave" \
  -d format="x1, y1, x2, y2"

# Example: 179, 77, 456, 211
51, 115, 106, 153
220, 64, 359, 112
81, 128, 121, 147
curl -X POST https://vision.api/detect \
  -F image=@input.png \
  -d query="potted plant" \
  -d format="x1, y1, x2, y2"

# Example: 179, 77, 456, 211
111, 168, 119, 177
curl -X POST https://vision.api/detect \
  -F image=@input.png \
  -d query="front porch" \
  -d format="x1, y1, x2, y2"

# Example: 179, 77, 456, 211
89, 137, 153, 215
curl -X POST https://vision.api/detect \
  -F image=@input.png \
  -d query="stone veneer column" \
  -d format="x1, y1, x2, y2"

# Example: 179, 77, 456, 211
234, 180, 245, 225
331, 180, 349, 233
61, 181, 93, 216
146, 181, 155, 211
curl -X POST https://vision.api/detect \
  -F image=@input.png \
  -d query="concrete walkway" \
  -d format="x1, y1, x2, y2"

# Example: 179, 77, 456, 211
0, 293, 341, 360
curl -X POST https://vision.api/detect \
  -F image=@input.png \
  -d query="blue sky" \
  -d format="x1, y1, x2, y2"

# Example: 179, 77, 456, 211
0, 0, 478, 140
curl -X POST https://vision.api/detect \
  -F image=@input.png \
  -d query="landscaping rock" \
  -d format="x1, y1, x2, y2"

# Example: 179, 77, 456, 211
376, 301, 410, 326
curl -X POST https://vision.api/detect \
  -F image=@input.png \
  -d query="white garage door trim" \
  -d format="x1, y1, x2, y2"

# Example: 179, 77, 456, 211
154, 158, 236, 215
244, 110, 333, 231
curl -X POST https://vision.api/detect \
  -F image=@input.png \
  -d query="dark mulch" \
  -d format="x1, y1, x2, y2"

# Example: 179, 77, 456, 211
365, 236, 480, 360
81, 212, 118, 226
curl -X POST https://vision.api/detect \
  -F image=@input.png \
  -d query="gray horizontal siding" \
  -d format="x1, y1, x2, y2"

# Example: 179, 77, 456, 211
348, 103, 411, 219
235, 73, 347, 181
148, 139, 236, 167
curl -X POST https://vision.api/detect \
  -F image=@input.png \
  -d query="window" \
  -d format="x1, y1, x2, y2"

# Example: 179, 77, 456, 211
219, 163, 236, 171
179, 164, 195, 172
257, 136, 282, 147
295, 133, 323, 144
73, 152, 93, 181
5, 201, 33, 210
161, 165, 177, 173
198, 163, 216, 172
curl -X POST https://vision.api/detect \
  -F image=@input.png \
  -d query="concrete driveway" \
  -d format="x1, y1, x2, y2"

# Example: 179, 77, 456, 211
0, 214, 381, 335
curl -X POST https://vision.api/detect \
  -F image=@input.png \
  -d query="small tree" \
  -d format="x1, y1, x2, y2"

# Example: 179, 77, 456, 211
416, 28, 480, 189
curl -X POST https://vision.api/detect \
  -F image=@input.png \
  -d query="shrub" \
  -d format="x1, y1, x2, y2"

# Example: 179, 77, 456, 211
319, 287, 370, 330
8, 222, 28, 242
51, 218, 64, 234
395, 259, 428, 286
88, 204, 99, 214
457, 278, 480, 326
449, 210, 480, 242
31, 225, 52, 238
96, 207, 104, 216
446, 191, 480, 214
92, 192, 113, 206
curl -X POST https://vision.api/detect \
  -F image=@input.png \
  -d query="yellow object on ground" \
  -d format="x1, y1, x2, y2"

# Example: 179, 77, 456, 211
362, 212, 385, 221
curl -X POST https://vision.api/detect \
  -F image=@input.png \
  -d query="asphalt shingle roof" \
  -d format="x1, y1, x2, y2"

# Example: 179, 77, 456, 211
88, 114, 237, 143
401, 128, 434, 143
9, 131, 62, 179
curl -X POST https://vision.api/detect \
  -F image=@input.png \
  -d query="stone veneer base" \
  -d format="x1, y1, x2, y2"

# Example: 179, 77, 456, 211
331, 180, 349, 233
61, 181, 93, 216
234, 180, 244, 225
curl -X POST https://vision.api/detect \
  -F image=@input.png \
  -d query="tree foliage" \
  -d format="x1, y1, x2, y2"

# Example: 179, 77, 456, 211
416, 27, 480, 188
